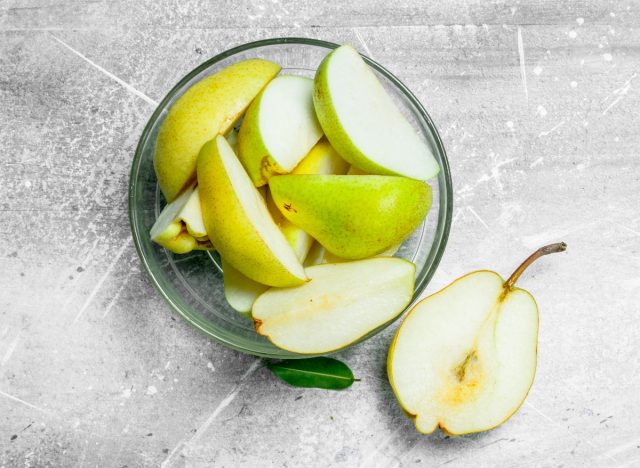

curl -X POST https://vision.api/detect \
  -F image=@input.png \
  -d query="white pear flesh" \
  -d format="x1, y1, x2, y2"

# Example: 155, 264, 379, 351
238, 75, 323, 186
222, 258, 268, 315
179, 186, 207, 238
388, 271, 538, 435
253, 257, 415, 354
197, 135, 307, 287
314, 45, 439, 180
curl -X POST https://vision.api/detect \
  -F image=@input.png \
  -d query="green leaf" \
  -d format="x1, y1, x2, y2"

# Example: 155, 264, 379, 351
266, 357, 357, 390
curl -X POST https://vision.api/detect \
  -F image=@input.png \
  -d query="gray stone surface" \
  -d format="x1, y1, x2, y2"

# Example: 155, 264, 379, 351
1, 0, 639, 466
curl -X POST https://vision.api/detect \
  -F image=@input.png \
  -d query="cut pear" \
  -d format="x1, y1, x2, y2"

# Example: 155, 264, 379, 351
269, 175, 431, 259
150, 184, 213, 254
197, 135, 307, 287
222, 258, 268, 316
323, 242, 401, 264
303, 242, 326, 267
238, 75, 324, 186
388, 243, 567, 435
253, 258, 415, 354
154, 59, 280, 201
314, 45, 439, 180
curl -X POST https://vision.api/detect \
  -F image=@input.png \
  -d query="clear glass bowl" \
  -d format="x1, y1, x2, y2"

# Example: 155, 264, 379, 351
129, 38, 453, 358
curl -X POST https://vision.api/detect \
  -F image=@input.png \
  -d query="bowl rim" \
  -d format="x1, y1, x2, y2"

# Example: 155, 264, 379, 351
129, 37, 453, 357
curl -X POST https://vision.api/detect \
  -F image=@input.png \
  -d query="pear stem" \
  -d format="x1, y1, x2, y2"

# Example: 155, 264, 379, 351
505, 242, 567, 290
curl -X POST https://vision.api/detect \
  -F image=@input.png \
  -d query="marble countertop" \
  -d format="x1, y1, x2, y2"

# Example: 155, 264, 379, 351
1, 1, 639, 466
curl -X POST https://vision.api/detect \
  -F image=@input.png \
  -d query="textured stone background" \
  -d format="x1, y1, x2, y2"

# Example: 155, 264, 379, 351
1, 1, 639, 466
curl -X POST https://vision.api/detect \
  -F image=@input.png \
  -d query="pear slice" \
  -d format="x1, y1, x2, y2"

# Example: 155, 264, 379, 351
269, 175, 431, 259
222, 258, 268, 316
150, 184, 213, 254
303, 242, 326, 267
314, 45, 439, 180
154, 59, 280, 202
197, 135, 307, 287
253, 258, 415, 354
238, 75, 324, 186
323, 242, 401, 264
388, 243, 567, 435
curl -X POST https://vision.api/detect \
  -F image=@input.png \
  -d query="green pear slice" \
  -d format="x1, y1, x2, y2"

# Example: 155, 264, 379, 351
222, 258, 268, 316
253, 257, 415, 354
269, 175, 431, 259
197, 135, 307, 287
154, 59, 280, 202
388, 243, 567, 435
150, 184, 213, 254
238, 75, 324, 186
314, 45, 439, 180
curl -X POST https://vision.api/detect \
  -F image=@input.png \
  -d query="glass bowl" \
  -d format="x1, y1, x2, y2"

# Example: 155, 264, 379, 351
129, 38, 452, 358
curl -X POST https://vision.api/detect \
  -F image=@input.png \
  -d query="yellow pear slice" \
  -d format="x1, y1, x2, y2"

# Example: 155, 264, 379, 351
154, 59, 280, 202
222, 258, 268, 316
197, 135, 307, 287
150, 184, 213, 254
253, 257, 415, 354
237, 75, 324, 186
388, 243, 567, 435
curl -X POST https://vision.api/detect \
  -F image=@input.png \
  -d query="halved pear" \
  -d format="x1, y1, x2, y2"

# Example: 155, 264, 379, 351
314, 45, 439, 180
222, 258, 268, 316
150, 184, 213, 254
388, 243, 567, 435
197, 135, 307, 287
269, 175, 431, 259
253, 258, 415, 354
238, 75, 323, 186
154, 59, 280, 202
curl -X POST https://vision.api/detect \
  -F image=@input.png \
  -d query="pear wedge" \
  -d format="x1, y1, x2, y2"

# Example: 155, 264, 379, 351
388, 243, 567, 435
154, 59, 280, 202
253, 258, 415, 354
197, 135, 307, 287
314, 45, 439, 180
238, 75, 323, 186
150, 184, 213, 254
269, 175, 431, 259
222, 258, 268, 316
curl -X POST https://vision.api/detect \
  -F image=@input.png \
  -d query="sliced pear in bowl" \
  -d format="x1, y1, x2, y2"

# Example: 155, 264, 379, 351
269, 175, 431, 259
197, 135, 307, 287
238, 75, 324, 186
314, 45, 439, 180
150, 184, 213, 254
253, 257, 415, 354
222, 258, 268, 316
154, 59, 280, 202
388, 243, 567, 435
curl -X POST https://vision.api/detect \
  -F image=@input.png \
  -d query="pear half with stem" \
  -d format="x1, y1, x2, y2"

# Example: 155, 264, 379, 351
150, 184, 213, 254
269, 175, 431, 259
238, 75, 323, 186
154, 59, 280, 202
253, 257, 415, 354
388, 243, 567, 435
314, 45, 439, 180
197, 135, 307, 287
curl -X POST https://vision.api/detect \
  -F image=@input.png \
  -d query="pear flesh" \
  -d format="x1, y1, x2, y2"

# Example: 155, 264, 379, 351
253, 257, 415, 354
154, 59, 281, 202
222, 258, 268, 316
388, 243, 567, 435
238, 75, 324, 186
150, 184, 213, 254
269, 175, 431, 260
197, 135, 307, 287
313, 45, 439, 180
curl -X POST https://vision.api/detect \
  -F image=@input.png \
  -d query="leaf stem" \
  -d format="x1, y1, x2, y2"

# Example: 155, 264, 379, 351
505, 242, 567, 290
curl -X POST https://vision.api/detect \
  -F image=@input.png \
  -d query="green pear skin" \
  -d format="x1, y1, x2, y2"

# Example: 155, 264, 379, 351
269, 175, 432, 259
154, 59, 280, 202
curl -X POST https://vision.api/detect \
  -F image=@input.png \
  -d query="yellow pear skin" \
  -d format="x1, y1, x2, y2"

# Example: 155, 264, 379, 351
388, 243, 567, 436
197, 135, 307, 287
154, 59, 280, 202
